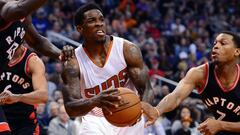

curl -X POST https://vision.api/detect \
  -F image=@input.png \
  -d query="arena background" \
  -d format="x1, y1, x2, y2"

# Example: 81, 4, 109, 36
32, 0, 240, 135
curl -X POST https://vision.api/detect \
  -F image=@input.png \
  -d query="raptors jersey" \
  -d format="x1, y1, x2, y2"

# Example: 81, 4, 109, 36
75, 36, 137, 116
0, 47, 38, 132
198, 62, 240, 135
0, 19, 25, 68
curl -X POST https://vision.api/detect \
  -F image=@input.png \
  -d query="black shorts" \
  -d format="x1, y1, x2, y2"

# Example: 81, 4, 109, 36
11, 124, 39, 135
0, 107, 10, 134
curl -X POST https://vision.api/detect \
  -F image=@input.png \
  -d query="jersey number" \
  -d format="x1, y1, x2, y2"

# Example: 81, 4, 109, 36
7, 42, 19, 60
216, 110, 226, 120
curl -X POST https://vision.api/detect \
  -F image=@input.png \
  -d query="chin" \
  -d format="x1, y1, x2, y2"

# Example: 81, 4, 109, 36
96, 36, 106, 44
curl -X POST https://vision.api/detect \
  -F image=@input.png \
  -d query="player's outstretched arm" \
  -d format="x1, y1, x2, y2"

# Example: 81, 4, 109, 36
144, 65, 205, 126
23, 16, 61, 60
123, 40, 154, 103
61, 58, 121, 117
0, 0, 47, 22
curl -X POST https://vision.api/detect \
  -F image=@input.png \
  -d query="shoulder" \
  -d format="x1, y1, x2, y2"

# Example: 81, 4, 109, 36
28, 54, 44, 67
25, 53, 45, 76
123, 39, 139, 51
28, 54, 45, 70
122, 39, 143, 65
184, 64, 207, 83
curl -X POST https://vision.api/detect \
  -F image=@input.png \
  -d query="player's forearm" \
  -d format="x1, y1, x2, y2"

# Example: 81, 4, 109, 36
219, 121, 240, 133
62, 85, 96, 117
155, 93, 181, 115
33, 36, 61, 60
142, 80, 154, 103
16, 90, 48, 105
17, 0, 47, 17
2, 0, 47, 22
64, 98, 97, 117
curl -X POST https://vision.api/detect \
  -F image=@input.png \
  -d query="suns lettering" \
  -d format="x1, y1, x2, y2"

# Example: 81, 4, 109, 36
84, 68, 129, 98
107, 75, 119, 88
119, 68, 128, 86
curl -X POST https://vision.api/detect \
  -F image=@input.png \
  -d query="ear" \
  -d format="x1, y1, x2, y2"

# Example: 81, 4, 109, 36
234, 48, 240, 57
76, 25, 82, 33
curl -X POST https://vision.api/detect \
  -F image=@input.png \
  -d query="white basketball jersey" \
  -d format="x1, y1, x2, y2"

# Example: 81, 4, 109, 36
75, 36, 136, 116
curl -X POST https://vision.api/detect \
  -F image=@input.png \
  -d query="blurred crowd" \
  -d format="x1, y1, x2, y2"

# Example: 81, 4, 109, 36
32, 0, 240, 135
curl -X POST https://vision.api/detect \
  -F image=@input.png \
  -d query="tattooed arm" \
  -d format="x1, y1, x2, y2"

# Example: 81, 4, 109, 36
61, 57, 120, 117
123, 40, 154, 103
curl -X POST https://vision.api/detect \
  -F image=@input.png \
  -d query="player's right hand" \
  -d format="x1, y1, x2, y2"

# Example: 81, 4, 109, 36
59, 45, 75, 61
141, 102, 159, 127
93, 88, 121, 114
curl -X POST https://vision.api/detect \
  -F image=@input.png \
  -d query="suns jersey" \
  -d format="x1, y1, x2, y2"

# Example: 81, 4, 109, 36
75, 36, 137, 116
0, 47, 38, 132
0, 19, 25, 68
198, 62, 240, 135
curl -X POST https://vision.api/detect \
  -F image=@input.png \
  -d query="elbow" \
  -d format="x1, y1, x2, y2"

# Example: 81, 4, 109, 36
40, 91, 48, 104
64, 103, 79, 117
41, 96, 48, 104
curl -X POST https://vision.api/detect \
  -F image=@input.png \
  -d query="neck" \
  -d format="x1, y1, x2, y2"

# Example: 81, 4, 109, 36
215, 61, 238, 78
83, 35, 110, 55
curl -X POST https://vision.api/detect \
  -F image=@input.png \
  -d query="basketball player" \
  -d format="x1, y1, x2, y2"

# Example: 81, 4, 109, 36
143, 31, 240, 135
0, 0, 73, 134
0, 44, 48, 134
61, 3, 154, 135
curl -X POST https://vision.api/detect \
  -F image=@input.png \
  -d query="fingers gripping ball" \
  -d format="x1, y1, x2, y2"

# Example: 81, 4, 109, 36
103, 87, 142, 127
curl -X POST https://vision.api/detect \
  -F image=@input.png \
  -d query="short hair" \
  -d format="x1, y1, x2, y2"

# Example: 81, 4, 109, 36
74, 3, 103, 26
220, 31, 240, 48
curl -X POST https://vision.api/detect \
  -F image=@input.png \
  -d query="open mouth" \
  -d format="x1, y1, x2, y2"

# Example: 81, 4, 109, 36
96, 30, 105, 36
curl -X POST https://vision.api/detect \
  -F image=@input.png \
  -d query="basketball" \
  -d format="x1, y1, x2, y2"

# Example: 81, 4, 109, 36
102, 87, 142, 127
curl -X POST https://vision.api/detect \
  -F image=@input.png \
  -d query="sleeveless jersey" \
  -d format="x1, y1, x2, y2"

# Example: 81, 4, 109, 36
0, 19, 25, 68
75, 36, 137, 117
198, 62, 240, 135
0, 47, 38, 131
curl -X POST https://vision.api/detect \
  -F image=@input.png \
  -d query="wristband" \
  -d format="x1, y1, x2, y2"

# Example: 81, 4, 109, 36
154, 107, 160, 117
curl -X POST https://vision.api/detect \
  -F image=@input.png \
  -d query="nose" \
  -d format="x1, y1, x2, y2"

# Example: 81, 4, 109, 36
95, 20, 104, 27
213, 42, 220, 50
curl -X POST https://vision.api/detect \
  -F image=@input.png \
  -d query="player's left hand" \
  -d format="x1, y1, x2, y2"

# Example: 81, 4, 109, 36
141, 102, 159, 127
0, 90, 21, 104
59, 45, 75, 61
198, 118, 221, 135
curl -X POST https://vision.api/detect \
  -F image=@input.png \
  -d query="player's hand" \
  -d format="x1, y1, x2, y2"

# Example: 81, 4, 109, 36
59, 45, 75, 61
0, 90, 21, 104
198, 118, 221, 135
0, 91, 10, 105
93, 88, 121, 114
141, 102, 159, 127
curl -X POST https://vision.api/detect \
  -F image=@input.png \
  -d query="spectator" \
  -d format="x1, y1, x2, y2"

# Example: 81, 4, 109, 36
48, 105, 77, 135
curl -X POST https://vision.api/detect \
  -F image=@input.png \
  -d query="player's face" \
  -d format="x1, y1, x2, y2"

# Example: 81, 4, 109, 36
211, 33, 238, 63
81, 9, 106, 44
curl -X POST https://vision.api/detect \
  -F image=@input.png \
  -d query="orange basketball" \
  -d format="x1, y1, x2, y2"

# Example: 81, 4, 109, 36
102, 87, 142, 127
